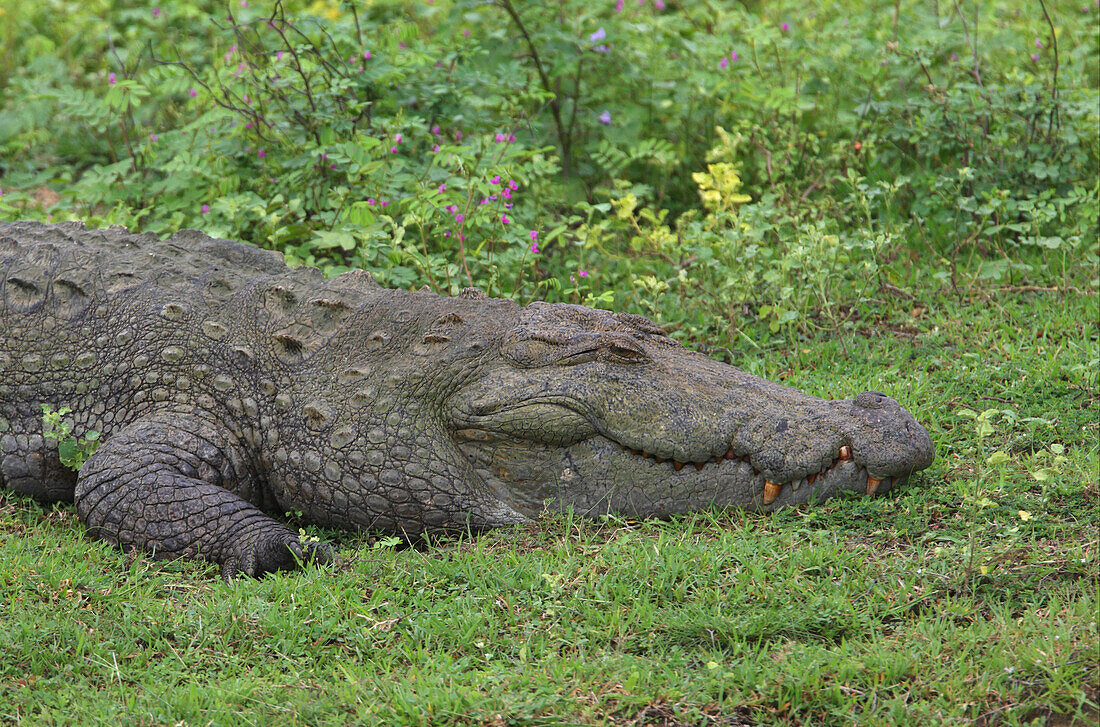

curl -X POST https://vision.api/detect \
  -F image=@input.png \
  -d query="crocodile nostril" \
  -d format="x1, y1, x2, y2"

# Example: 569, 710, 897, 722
854, 390, 890, 409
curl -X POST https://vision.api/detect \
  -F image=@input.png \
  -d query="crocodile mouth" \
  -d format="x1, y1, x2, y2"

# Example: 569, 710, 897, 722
613, 442, 896, 502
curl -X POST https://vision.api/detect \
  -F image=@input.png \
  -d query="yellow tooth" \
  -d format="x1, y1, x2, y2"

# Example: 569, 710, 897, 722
839, 445, 852, 461
866, 476, 882, 496
763, 481, 781, 505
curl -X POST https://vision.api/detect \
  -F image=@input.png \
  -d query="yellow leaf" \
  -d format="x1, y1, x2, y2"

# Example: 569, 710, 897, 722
1018, 510, 1032, 521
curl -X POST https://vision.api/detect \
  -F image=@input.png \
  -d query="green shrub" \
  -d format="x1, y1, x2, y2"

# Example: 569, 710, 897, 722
0, 0, 1094, 350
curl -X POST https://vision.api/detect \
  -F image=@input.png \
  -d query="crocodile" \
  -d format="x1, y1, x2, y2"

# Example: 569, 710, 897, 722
0, 221, 934, 578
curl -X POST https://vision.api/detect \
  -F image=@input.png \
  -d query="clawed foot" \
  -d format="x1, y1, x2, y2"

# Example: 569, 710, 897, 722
221, 529, 335, 582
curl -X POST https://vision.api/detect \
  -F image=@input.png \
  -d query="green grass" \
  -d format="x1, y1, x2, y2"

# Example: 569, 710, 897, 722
1, 288, 1096, 726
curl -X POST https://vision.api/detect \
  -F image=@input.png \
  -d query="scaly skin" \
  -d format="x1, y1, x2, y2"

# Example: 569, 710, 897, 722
0, 221, 934, 578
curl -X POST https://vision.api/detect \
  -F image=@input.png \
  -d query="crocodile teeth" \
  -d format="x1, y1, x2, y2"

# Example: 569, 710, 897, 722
723, 448, 737, 459
694, 462, 705, 471
866, 476, 882, 496
763, 481, 781, 505
673, 461, 684, 471
839, 445, 852, 461
807, 472, 817, 485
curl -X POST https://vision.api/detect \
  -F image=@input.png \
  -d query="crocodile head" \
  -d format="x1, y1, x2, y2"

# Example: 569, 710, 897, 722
445, 302, 934, 517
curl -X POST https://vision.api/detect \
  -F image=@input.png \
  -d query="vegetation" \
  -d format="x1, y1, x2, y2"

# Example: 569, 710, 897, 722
0, 0, 1096, 724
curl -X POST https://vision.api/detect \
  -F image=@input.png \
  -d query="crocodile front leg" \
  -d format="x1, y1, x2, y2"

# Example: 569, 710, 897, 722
74, 413, 332, 579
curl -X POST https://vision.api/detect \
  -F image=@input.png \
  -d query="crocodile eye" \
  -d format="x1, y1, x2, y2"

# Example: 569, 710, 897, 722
604, 343, 648, 364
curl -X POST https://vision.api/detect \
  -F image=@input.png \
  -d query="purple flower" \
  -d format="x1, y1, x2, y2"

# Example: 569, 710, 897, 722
394, 133, 402, 142
189, 88, 197, 97
490, 175, 501, 185
530, 242, 539, 253
241, 0, 248, 6
152, 7, 161, 18
431, 124, 441, 135
367, 198, 376, 205
201, 204, 210, 214
258, 148, 266, 158
149, 133, 158, 142
501, 215, 510, 225
655, 0, 665, 8
432, 144, 440, 152
781, 22, 790, 31
438, 184, 446, 193
590, 27, 607, 43
1031, 53, 1040, 62
456, 214, 465, 223
390, 146, 397, 153
508, 180, 518, 191
615, 0, 623, 10
530, 230, 538, 241
508, 134, 516, 142
720, 58, 728, 69
462, 29, 470, 37
579, 269, 588, 277
381, 200, 388, 207
276, 51, 285, 61
1035, 37, 1043, 48
364, 50, 372, 59
502, 189, 512, 199
950, 53, 958, 61
598, 110, 612, 125
108, 72, 118, 84
731, 51, 739, 61
495, 133, 505, 142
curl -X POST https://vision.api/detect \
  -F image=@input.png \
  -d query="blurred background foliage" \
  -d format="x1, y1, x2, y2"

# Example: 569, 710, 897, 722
0, 0, 1095, 351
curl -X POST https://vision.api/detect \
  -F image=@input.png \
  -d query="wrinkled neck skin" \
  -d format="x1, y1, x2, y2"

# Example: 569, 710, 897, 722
284, 295, 934, 529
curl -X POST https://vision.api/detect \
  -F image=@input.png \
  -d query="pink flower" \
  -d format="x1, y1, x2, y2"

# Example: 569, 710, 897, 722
1031, 52, 1040, 62
149, 133, 158, 142
490, 175, 501, 185
615, 0, 623, 9
431, 124, 441, 135
381, 199, 388, 207
258, 148, 265, 158
530, 242, 539, 253
276, 51, 285, 61
390, 146, 397, 153
364, 50, 372, 59
502, 189, 512, 199
462, 29, 470, 37
501, 215, 510, 224
240, 0, 248, 6
108, 73, 116, 84
456, 214, 465, 223
189, 88, 197, 97
579, 270, 588, 277
530, 230, 538, 240
731, 51, 739, 61
152, 7, 161, 18
590, 27, 607, 43
598, 110, 612, 124
781, 22, 790, 31
655, 0, 665, 8
367, 198, 376, 205
1034, 37, 1043, 48
720, 58, 728, 69
201, 204, 210, 214
438, 184, 446, 193
394, 133, 403, 142
495, 133, 505, 142
508, 180, 518, 191
432, 144, 440, 152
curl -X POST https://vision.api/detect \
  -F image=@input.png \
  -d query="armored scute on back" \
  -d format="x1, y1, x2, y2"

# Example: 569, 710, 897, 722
0, 221, 935, 578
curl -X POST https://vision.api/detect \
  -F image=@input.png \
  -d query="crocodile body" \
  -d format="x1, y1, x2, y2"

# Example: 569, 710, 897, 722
0, 221, 934, 577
